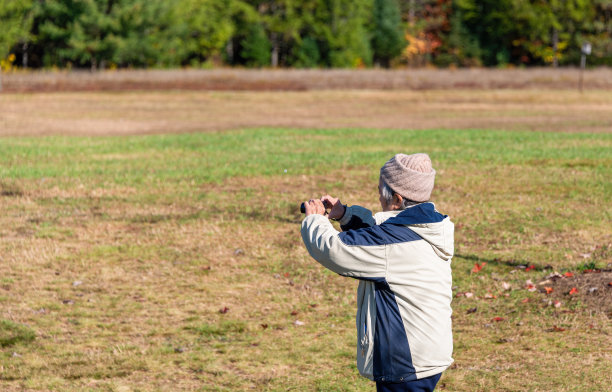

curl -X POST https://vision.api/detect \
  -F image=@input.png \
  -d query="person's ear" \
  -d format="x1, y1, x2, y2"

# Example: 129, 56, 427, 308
393, 193, 403, 209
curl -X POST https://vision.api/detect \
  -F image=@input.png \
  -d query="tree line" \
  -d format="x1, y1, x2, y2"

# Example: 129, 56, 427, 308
1, 0, 610, 71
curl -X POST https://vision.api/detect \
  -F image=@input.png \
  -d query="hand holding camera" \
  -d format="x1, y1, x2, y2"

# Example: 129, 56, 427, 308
301, 195, 346, 220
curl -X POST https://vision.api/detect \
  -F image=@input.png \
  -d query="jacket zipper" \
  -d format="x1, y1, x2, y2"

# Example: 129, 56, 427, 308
360, 323, 368, 357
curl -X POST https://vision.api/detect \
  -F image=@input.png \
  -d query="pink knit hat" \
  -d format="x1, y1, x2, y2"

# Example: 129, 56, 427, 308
380, 153, 436, 202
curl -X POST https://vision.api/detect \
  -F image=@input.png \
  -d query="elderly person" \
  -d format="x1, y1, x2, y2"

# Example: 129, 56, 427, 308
301, 153, 454, 392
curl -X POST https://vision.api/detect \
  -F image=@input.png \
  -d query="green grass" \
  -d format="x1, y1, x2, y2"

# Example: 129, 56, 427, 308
0, 320, 36, 348
0, 128, 610, 391
1, 129, 610, 182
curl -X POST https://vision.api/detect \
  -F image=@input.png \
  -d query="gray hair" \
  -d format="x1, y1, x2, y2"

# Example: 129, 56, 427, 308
380, 180, 419, 210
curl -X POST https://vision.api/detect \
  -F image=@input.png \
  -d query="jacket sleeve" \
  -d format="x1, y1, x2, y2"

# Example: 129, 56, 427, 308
338, 205, 376, 231
301, 214, 386, 279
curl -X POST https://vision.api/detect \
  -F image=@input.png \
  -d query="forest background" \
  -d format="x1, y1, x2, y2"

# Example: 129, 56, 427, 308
1, 0, 612, 72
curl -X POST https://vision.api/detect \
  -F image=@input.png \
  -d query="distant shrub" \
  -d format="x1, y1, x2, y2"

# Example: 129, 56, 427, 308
292, 37, 321, 68
241, 23, 271, 68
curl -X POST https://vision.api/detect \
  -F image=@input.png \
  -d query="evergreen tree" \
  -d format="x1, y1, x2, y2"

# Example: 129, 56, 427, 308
454, 0, 516, 66
371, 0, 405, 67
292, 36, 320, 68
248, 0, 303, 67
240, 23, 271, 66
291, 0, 372, 68
112, 0, 186, 68
178, 0, 255, 66
0, 0, 33, 63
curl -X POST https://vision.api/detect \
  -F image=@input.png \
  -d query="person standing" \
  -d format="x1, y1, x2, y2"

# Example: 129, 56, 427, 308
301, 153, 454, 392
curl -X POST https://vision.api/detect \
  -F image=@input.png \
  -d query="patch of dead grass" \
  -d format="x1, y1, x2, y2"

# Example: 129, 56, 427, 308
3, 68, 612, 93
1, 89, 612, 136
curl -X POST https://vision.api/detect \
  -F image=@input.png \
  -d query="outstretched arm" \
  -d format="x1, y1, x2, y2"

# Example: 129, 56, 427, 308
301, 214, 386, 279
320, 195, 376, 231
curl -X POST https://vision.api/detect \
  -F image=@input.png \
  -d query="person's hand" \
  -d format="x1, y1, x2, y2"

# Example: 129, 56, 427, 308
304, 199, 326, 217
321, 195, 345, 220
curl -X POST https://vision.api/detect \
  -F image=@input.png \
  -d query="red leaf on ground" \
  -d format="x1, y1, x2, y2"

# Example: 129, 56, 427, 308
568, 287, 578, 295
564, 272, 574, 278
525, 265, 535, 272
492, 317, 504, 322
544, 287, 553, 294
582, 269, 601, 274
284, 272, 290, 278
219, 307, 229, 314
472, 262, 486, 273
521, 298, 529, 303
290, 310, 298, 316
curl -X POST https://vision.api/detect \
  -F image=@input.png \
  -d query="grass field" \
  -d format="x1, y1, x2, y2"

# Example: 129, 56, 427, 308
1, 84, 611, 391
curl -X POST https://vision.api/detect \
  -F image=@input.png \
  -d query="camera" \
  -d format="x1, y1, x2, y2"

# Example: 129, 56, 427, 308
300, 202, 306, 213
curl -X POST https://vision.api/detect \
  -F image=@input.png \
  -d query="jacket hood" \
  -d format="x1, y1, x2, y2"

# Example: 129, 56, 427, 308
385, 203, 454, 261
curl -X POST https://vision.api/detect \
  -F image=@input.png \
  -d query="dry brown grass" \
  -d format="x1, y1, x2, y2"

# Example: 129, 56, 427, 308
1, 160, 610, 390
3, 68, 612, 92
1, 89, 611, 136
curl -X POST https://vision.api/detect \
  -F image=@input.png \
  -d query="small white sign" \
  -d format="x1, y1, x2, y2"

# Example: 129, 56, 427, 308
582, 42, 592, 55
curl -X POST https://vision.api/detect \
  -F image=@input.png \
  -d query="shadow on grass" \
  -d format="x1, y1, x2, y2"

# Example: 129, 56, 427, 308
454, 253, 551, 271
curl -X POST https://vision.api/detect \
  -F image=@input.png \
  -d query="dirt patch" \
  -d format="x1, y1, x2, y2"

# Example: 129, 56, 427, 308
538, 270, 612, 316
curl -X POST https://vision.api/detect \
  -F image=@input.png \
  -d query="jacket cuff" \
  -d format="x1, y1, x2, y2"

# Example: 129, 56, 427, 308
338, 205, 353, 226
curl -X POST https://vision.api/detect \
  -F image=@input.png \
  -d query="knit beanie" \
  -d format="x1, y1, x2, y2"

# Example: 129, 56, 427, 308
379, 153, 436, 202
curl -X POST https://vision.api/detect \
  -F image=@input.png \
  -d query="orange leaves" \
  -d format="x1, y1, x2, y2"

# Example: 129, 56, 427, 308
472, 262, 486, 273
525, 265, 535, 272
564, 272, 574, 278
544, 287, 553, 294
568, 287, 578, 295
492, 317, 504, 322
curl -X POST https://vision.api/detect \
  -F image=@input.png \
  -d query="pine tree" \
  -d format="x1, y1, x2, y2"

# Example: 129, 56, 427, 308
0, 0, 33, 64
240, 23, 271, 67
371, 0, 405, 67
